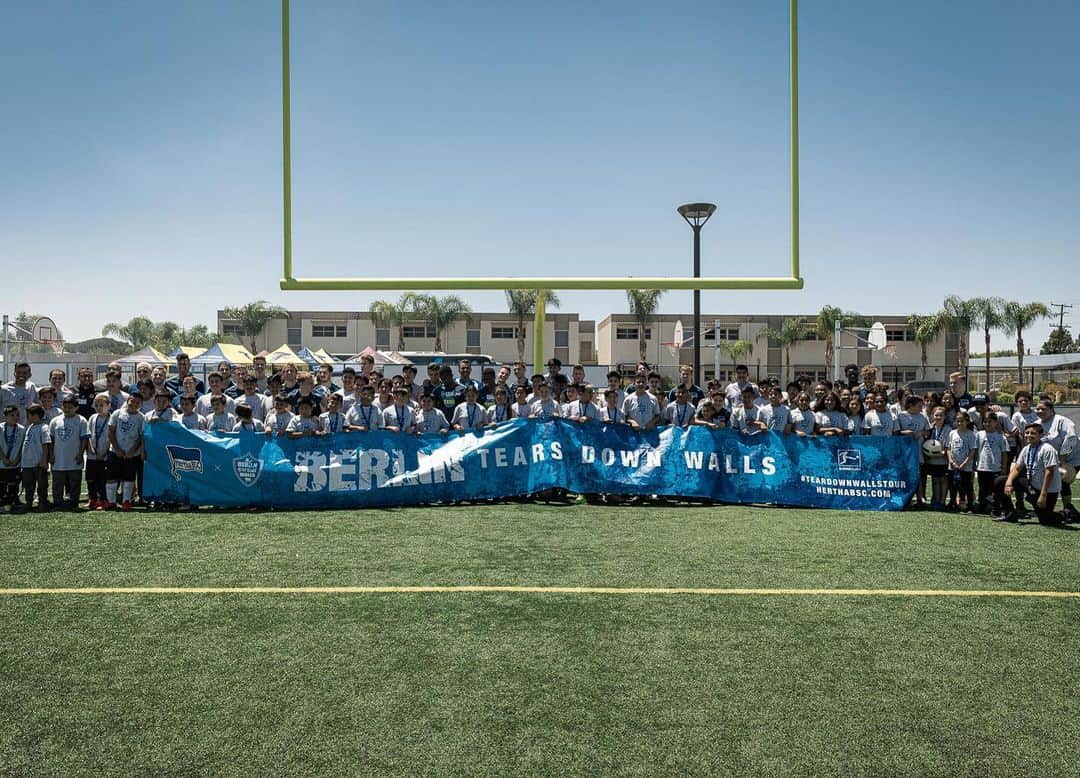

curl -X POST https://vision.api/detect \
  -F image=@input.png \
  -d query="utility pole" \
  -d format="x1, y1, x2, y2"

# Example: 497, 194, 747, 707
1048, 302, 1073, 332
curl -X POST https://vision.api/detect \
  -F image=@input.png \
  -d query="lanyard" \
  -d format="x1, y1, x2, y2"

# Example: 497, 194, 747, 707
396, 405, 406, 429
329, 414, 339, 433
933, 424, 944, 442
1026, 443, 1041, 473
676, 404, 688, 426
496, 406, 506, 422
608, 408, 617, 421
466, 404, 477, 427
361, 406, 373, 427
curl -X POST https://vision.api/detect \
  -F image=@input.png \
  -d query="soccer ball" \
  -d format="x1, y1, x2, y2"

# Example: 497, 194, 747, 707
922, 440, 944, 456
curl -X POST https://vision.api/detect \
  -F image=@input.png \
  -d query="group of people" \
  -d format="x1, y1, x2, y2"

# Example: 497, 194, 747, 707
1, 354, 1076, 522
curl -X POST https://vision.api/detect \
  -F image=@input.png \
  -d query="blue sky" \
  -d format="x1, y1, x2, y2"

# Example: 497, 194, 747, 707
3, 0, 1077, 348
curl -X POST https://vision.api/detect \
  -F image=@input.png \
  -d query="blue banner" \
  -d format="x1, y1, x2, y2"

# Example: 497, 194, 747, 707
143, 419, 919, 511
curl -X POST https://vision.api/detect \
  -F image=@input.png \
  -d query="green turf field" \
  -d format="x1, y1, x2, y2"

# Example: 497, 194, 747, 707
2, 504, 1078, 776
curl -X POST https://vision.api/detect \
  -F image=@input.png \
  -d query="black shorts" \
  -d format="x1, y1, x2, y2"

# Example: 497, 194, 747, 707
106, 454, 139, 482
925, 462, 948, 477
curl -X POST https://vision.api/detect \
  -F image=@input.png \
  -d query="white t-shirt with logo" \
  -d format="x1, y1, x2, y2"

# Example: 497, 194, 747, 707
49, 414, 90, 471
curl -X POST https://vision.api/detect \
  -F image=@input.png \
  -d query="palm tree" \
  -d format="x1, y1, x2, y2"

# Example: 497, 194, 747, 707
626, 290, 665, 361
906, 313, 943, 380
409, 294, 472, 352
102, 316, 158, 350
969, 297, 1006, 390
505, 289, 561, 362
1001, 301, 1049, 385
756, 317, 807, 383
220, 300, 288, 353
718, 340, 754, 372
369, 294, 418, 351
939, 295, 977, 370
815, 306, 868, 376
179, 324, 215, 350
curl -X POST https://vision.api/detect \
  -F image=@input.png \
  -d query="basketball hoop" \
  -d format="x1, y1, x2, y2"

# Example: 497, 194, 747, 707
662, 343, 680, 361
880, 344, 898, 361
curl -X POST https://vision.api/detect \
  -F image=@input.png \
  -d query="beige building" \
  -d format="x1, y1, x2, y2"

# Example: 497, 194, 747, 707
218, 310, 598, 366
219, 309, 961, 385
596, 313, 964, 385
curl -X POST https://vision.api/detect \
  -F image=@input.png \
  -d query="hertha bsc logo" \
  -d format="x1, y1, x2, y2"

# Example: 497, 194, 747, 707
233, 453, 263, 487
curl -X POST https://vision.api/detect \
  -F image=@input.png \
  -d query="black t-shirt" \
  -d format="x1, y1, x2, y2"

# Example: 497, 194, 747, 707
74, 385, 98, 419
667, 384, 705, 405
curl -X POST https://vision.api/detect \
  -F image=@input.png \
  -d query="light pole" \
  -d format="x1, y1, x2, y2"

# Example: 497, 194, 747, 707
677, 203, 716, 386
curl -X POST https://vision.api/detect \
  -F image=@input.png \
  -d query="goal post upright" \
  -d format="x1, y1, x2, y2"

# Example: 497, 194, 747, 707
278, 0, 803, 362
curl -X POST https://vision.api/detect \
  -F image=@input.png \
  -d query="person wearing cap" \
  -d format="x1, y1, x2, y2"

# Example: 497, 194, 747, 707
49, 395, 89, 511
966, 393, 1014, 438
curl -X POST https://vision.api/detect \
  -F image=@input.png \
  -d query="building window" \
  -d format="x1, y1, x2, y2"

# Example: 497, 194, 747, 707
287, 327, 302, 347
884, 369, 918, 385
312, 321, 347, 338
467, 329, 481, 348
491, 326, 516, 339
220, 322, 243, 336
714, 327, 739, 341
616, 327, 650, 340
886, 328, 910, 342
803, 330, 820, 341
554, 330, 569, 348
403, 325, 435, 339
375, 329, 390, 349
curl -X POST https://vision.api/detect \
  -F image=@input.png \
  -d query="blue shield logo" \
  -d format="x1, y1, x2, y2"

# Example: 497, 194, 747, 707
233, 453, 262, 487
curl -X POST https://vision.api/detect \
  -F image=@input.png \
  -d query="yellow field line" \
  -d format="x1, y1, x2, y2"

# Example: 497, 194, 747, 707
1, 585, 1078, 598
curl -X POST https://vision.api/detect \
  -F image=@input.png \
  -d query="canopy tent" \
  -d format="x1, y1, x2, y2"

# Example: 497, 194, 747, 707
115, 346, 169, 367
189, 343, 255, 367
345, 346, 413, 367
264, 344, 305, 365
293, 347, 325, 368
166, 346, 207, 360
312, 348, 337, 365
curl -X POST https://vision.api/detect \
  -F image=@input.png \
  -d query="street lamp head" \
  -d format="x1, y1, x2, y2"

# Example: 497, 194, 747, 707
677, 202, 716, 228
